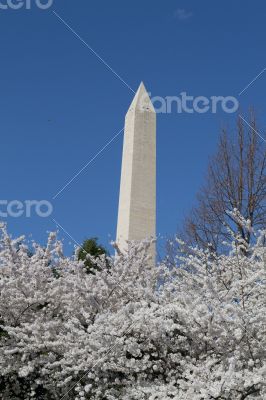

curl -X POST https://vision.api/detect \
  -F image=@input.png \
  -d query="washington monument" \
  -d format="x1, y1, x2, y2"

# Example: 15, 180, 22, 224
116, 82, 156, 262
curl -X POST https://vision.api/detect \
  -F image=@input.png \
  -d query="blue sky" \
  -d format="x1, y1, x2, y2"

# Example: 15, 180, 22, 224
0, 0, 265, 254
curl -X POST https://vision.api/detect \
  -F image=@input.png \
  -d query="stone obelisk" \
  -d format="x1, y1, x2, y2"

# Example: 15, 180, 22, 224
116, 82, 156, 262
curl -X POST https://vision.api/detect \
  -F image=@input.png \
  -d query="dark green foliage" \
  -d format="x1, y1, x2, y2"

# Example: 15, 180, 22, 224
77, 238, 108, 274
0, 320, 8, 339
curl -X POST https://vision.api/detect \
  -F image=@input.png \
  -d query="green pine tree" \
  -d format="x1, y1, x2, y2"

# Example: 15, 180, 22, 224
77, 237, 109, 274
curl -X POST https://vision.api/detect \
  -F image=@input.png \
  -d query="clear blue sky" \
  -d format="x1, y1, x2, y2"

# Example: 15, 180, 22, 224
1, 0, 265, 253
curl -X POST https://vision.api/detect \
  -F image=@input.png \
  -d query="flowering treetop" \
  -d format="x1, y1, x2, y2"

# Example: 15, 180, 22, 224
0, 215, 265, 399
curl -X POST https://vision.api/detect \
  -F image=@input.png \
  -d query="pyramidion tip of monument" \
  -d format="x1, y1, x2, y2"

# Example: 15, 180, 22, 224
127, 81, 156, 114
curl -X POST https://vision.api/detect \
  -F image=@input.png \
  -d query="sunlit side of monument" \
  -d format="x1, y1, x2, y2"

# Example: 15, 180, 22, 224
116, 82, 156, 263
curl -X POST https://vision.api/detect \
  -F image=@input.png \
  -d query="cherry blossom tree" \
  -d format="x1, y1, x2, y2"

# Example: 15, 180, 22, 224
0, 217, 265, 399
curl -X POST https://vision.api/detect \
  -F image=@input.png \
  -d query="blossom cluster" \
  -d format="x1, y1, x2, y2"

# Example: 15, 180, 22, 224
0, 222, 265, 399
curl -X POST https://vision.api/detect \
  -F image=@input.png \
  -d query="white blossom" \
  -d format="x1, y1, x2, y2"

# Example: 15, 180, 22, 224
0, 222, 265, 399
